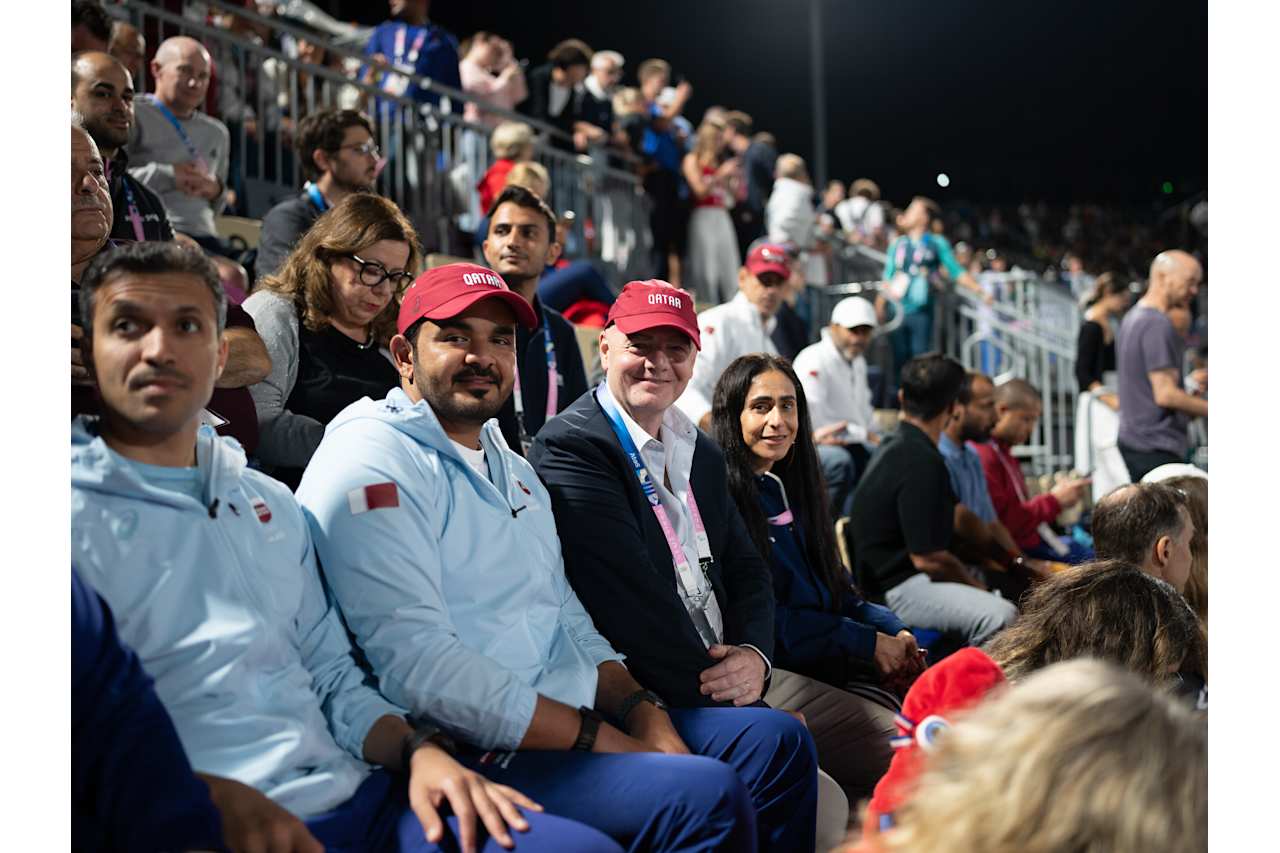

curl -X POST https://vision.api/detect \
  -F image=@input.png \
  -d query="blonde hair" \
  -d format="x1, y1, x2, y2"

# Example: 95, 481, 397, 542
775, 153, 808, 181
490, 120, 534, 160
881, 659, 1207, 853
503, 161, 550, 201
258, 193, 422, 345
691, 122, 723, 168
611, 86, 643, 116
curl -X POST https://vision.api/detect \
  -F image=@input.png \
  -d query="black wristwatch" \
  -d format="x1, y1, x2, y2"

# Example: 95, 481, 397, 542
617, 689, 668, 727
573, 706, 606, 751
400, 724, 456, 770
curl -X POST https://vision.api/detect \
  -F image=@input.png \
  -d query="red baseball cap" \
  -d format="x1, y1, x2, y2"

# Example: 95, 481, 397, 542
605, 279, 701, 350
744, 242, 792, 279
397, 262, 538, 335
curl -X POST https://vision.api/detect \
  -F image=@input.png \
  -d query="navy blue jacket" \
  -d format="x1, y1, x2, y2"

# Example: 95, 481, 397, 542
497, 295, 588, 456
530, 390, 776, 707
72, 569, 223, 852
757, 475, 907, 686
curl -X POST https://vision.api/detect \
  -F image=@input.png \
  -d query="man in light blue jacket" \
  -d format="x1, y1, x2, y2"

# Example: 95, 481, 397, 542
298, 262, 818, 853
70, 242, 620, 853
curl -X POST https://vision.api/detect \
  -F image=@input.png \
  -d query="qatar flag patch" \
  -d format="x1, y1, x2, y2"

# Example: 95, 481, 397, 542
251, 497, 272, 523
348, 482, 400, 515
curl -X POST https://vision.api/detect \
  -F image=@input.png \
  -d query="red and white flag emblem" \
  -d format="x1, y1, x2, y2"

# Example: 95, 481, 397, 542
251, 497, 272, 523
348, 482, 400, 515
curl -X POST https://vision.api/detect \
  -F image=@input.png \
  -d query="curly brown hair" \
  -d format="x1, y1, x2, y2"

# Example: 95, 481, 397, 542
257, 193, 422, 345
985, 559, 1206, 686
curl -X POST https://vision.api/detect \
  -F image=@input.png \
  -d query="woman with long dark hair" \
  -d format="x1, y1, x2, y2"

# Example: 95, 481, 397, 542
1075, 272, 1131, 408
711, 353, 923, 801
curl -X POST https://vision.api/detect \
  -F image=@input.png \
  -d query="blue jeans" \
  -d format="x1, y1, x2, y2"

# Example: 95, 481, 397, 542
817, 443, 872, 518
537, 261, 616, 313
456, 707, 818, 853
305, 769, 621, 852
1025, 537, 1094, 565
890, 309, 934, 381
885, 573, 1019, 648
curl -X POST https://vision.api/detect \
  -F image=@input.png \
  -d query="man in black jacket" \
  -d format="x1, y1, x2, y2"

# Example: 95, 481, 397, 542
256, 109, 379, 278
531, 280, 777, 709
482, 186, 589, 456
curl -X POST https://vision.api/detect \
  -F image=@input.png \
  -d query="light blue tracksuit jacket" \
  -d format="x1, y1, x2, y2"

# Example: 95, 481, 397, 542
71, 418, 404, 818
297, 388, 624, 751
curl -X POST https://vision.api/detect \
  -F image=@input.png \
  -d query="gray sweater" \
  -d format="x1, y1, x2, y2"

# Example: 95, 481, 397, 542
126, 98, 230, 239
241, 290, 322, 468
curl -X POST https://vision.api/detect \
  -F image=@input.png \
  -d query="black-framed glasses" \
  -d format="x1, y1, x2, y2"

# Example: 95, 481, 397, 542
348, 254, 414, 293
339, 140, 380, 158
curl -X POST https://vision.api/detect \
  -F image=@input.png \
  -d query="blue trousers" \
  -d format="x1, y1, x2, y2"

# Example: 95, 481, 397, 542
456, 707, 818, 853
1025, 536, 1094, 565
305, 769, 621, 852
538, 261, 617, 313
889, 309, 934, 381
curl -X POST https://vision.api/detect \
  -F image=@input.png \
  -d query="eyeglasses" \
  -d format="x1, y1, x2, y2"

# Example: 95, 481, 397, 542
338, 141, 380, 158
348, 254, 414, 293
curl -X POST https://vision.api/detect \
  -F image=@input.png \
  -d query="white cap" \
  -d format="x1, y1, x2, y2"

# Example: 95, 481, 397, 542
830, 297, 878, 329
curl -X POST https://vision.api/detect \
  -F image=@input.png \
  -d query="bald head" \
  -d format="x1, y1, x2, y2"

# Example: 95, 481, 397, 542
108, 21, 146, 81
150, 37, 211, 116
1147, 250, 1203, 310
72, 125, 113, 260
993, 378, 1039, 410
72, 52, 135, 155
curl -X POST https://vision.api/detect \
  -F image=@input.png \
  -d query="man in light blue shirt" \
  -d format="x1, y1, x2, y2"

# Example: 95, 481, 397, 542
71, 242, 615, 853
939, 372, 1045, 591
299, 264, 815, 852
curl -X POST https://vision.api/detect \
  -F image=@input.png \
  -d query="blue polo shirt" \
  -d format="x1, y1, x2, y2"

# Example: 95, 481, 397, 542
939, 433, 998, 524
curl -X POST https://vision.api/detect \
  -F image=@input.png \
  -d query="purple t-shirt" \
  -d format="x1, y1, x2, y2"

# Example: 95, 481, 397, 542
1116, 304, 1188, 455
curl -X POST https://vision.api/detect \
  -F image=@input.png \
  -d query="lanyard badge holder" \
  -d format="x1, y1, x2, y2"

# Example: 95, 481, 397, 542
512, 307, 558, 456
598, 388, 720, 648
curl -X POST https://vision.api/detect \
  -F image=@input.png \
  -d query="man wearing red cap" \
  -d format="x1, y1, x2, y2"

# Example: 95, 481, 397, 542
531, 279, 820, 853
298, 264, 801, 852
675, 242, 791, 430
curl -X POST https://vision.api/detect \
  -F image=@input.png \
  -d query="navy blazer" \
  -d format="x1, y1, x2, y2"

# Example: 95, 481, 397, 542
530, 389, 776, 708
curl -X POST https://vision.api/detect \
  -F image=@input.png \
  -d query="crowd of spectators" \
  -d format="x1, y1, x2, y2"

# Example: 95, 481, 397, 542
71, 2, 1208, 851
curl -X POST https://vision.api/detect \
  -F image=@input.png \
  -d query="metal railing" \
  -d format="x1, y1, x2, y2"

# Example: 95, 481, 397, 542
114, 0, 651, 288
820, 238, 1078, 475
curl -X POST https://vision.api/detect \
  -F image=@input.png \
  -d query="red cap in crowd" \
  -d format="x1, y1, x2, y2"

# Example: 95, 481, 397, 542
605, 279, 701, 350
397, 262, 538, 335
744, 242, 793, 279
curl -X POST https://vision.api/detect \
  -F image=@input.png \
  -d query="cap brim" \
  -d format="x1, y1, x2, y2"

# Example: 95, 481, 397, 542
746, 261, 792, 279
419, 289, 539, 330
612, 312, 701, 350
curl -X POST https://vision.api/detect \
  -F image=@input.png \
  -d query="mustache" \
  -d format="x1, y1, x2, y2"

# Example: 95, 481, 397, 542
72, 195, 109, 211
129, 365, 189, 389
453, 366, 500, 384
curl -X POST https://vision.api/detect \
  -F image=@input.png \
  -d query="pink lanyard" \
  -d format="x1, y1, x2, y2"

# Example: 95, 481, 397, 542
105, 160, 146, 242
512, 307, 558, 453
598, 388, 719, 647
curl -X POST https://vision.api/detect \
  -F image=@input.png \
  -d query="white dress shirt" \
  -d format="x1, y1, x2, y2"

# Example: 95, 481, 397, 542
793, 332, 877, 445
676, 293, 779, 425
599, 383, 773, 675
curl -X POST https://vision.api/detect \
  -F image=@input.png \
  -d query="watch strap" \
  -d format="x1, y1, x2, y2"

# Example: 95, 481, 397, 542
573, 706, 605, 751
617, 689, 667, 727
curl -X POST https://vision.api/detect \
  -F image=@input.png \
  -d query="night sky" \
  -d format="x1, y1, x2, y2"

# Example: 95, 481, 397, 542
335, 0, 1207, 206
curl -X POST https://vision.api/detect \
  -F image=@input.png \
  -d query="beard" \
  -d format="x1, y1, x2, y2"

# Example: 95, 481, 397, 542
414, 354, 511, 427
85, 118, 130, 152
959, 420, 992, 444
